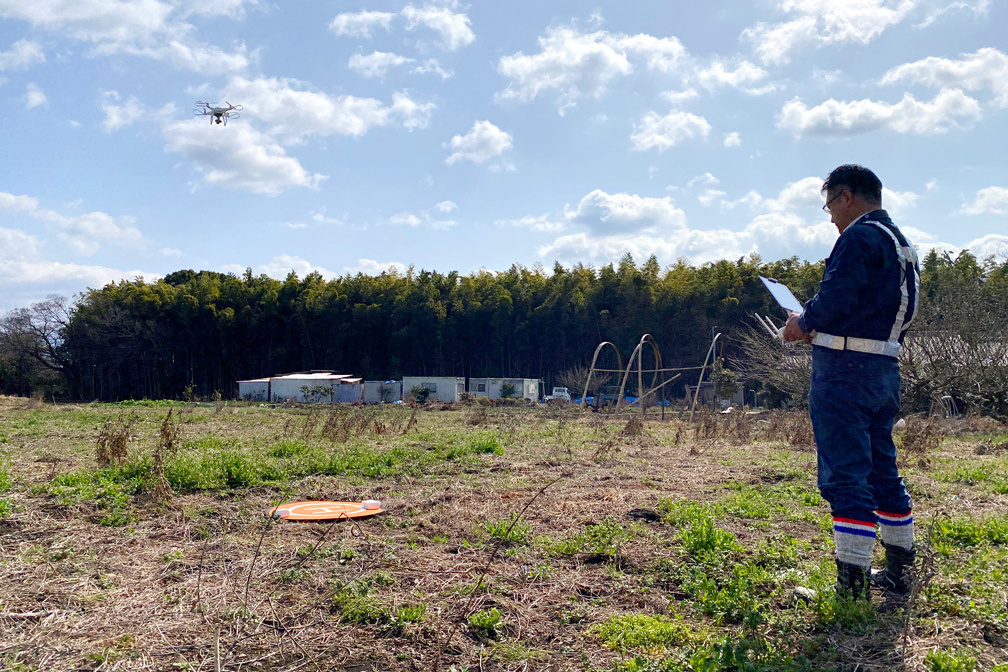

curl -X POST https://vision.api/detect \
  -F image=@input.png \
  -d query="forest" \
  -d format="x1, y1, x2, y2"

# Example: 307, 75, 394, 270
1, 249, 1006, 415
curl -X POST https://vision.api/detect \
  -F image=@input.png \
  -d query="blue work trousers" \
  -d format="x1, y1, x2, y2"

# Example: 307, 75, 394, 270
808, 347, 912, 523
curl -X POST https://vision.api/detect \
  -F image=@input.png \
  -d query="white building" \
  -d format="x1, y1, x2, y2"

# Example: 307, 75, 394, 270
362, 380, 402, 404
469, 377, 540, 403
237, 371, 360, 403
402, 376, 466, 402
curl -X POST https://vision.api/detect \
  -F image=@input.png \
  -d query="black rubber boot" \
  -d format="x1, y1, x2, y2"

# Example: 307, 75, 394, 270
836, 560, 870, 600
870, 543, 915, 597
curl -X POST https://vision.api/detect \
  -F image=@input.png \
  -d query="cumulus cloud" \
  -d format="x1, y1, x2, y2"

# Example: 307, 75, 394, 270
961, 186, 1008, 215
257, 254, 338, 280
101, 92, 175, 130
348, 259, 409, 275
348, 50, 413, 78
0, 190, 146, 255
881, 47, 1008, 107
0, 225, 154, 311
742, 0, 921, 65
330, 10, 395, 38
163, 120, 326, 196
23, 82, 46, 109
223, 76, 435, 143
537, 180, 847, 267
0, 39, 45, 70
445, 120, 513, 165
402, 4, 475, 50
435, 200, 457, 213
631, 110, 711, 152
497, 27, 634, 113
0, 0, 250, 74
390, 210, 455, 230
496, 215, 566, 233
778, 89, 982, 136
724, 131, 741, 147
695, 59, 774, 94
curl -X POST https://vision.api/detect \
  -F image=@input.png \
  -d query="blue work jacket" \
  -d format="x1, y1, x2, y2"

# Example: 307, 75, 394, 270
796, 210, 919, 347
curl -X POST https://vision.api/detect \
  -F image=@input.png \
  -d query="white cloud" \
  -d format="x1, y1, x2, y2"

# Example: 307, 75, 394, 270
445, 120, 513, 165
881, 47, 1008, 107
496, 215, 566, 233
0, 226, 153, 310
496, 27, 635, 113
401, 4, 475, 50
223, 76, 434, 142
564, 190, 687, 234
258, 254, 338, 280
631, 110, 711, 152
435, 200, 457, 213
778, 89, 982, 136
349, 50, 413, 78
961, 186, 1008, 215
724, 131, 741, 147
390, 210, 455, 230
412, 58, 452, 79
0, 190, 146, 255
695, 59, 773, 94
163, 120, 326, 196
390, 212, 422, 227
742, 0, 922, 65
101, 92, 175, 130
0, 0, 250, 74
348, 259, 408, 275
329, 10, 394, 38
0, 39, 45, 70
24, 82, 47, 109
537, 180, 846, 267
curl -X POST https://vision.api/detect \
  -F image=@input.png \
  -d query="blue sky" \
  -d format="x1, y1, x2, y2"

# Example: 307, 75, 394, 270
2, 0, 1007, 312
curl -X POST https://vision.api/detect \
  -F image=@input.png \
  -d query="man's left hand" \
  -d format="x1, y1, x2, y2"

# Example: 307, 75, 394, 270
783, 313, 812, 344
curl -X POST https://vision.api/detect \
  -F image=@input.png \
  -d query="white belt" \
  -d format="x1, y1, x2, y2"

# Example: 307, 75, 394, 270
812, 332, 900, 358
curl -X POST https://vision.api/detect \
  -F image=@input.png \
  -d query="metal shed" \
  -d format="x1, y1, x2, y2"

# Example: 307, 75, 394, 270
402, 376, 466, 403
469, 377, 540, 403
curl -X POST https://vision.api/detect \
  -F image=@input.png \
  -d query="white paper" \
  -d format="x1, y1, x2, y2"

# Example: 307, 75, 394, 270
759, 276, 804, 314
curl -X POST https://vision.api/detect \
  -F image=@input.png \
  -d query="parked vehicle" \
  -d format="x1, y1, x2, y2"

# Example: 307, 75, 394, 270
544, 386, 571, 403
595, 385, 621, 408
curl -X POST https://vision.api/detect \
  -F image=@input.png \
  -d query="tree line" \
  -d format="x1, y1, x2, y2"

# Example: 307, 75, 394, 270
1, 250, 1005, 414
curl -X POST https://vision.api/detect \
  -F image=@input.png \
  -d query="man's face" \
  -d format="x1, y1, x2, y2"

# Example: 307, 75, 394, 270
823, 187, 853, 233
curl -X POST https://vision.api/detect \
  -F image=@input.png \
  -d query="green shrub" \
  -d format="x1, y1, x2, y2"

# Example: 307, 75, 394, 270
468, 607, 505, 640
925, 650, 977, 672
481, 513, 531, 546
679, 516, 742, 562
590, 613, 695, 653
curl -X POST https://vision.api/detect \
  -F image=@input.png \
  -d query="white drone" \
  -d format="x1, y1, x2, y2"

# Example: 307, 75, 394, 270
194, 101, 243, 126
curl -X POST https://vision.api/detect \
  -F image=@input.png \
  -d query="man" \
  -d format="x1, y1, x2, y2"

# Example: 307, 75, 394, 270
783, 164, 919, 599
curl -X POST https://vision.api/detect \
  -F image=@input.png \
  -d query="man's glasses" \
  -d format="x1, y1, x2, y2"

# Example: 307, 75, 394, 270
822, 190, 846, 213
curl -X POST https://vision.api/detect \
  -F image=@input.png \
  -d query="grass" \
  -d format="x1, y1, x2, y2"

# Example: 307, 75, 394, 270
0, 398, 1005, 671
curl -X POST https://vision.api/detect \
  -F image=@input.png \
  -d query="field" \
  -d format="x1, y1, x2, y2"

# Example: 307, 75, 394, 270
0, 397, 1006, 672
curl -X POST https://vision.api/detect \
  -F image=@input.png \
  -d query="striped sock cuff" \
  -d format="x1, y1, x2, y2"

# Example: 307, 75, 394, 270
877, 510, 914, 550
833, 517, 876, 568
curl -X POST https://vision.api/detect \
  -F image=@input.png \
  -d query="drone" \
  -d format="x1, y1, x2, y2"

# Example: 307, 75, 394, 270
194, 101, 243, 125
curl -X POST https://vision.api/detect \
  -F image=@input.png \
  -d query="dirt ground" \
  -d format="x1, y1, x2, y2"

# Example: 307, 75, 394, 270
0, 398, 1006, 671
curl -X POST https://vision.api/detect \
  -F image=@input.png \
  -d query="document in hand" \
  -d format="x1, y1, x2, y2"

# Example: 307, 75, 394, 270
759, 276, 803, 315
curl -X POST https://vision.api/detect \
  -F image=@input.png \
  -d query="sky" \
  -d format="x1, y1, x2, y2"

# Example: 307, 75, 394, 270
1, 0, 1007, 313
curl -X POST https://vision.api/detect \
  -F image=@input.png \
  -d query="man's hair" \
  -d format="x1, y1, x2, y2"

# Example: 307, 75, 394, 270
822, 164, 882, 204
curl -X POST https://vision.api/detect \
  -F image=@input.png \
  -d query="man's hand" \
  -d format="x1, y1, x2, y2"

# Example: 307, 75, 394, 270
783, 312, 812, 344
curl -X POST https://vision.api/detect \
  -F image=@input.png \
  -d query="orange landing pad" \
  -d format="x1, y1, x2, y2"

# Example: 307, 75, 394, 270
269, 500, 383, 521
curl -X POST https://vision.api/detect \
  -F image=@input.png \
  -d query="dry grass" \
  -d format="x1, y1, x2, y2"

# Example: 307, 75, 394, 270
0, 401, 1004, 671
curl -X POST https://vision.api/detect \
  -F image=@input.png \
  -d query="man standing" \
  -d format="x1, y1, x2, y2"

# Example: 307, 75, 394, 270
783, 164, 919, 599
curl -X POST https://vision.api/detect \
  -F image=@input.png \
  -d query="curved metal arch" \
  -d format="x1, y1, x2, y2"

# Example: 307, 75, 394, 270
580, 341, 623, 409
615, 333, 662, 411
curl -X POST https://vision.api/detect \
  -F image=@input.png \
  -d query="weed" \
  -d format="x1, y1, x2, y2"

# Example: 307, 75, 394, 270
466, 406, 488, 426
925, 650, 977, 672
481, 513, 531, 546
95, 415, 137, 466
543, 518, 631, 559
468, 607, 505, 641
932, 516, 1008, 546
899, 414, 943, 461
679, 516, 742, 562
590, 613, 695, 653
